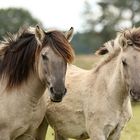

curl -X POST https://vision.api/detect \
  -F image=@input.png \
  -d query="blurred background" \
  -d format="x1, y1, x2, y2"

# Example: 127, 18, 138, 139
0, 0, 140, 140
1, 0, 140, 54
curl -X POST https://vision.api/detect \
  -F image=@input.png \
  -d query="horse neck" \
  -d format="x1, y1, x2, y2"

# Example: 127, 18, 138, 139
108, 55, 128, 101
1, 72, 46, 102
91, 53, 128, 106
23, 72, 46, 101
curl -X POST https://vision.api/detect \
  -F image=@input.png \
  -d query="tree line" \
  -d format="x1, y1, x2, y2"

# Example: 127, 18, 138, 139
0, 0, 140, 54
73, 0, 140, 54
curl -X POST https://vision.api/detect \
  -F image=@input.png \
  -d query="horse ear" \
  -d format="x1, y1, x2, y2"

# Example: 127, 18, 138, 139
35, 25, 45, 45
96, 40, 114, 55
119, 37, 126, 49
64, 27, 74, 42
96, 47, 109, 55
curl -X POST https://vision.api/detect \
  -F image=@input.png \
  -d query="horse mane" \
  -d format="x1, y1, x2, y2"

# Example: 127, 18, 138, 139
94, 27, 140, 72
43, 30, 74, 64
95, 40, 114, 55
0, 26, 74, 89
94, 39, 120, 72
120, 27, 140, 47
94, 48, 120, 72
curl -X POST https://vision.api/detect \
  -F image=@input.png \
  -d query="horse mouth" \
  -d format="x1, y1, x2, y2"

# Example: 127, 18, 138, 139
50, 97, 62, 102
49, 87, 66, 102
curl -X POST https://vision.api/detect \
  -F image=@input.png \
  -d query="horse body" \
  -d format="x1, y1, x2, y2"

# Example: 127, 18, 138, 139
45, 28, 140, 140
0, 25, 74, 140
0, 74, 46, 139
46, 60, 132, 140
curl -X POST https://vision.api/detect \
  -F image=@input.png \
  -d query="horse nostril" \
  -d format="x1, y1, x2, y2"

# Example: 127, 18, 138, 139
64, 88, 67, 95
130, 89, 135, 97
50, 87, 54, 94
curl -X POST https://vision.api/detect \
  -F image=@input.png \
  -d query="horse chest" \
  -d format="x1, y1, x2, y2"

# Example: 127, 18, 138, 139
23, 96, 46, 131
46, 101, 86, 139
0, 95, 46, 139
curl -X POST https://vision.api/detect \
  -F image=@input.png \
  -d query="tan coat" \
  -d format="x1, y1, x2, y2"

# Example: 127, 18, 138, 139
45, 28, 140, 140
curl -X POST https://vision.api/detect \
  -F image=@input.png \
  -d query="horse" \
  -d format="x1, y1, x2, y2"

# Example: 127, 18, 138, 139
44, 27, 140, 140
96, 39, 140, 102
0, 25, 74, 140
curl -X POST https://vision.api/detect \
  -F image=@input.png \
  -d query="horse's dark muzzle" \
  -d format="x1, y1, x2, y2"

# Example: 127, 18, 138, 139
50, 87, 67, 102
130, 89, 140, 102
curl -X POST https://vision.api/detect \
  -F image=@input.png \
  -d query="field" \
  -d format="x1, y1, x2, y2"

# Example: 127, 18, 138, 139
46, 55, 140, 140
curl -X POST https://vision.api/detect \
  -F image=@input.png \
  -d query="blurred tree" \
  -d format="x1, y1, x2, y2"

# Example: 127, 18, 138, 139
0, 8, 41, 39
72, 0, 140, 54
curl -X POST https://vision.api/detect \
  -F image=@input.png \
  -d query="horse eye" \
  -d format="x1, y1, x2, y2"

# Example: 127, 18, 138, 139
41, 54, 48, 60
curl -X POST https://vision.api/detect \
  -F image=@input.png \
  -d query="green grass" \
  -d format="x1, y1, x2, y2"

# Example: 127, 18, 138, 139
121, 102, 140, 140
46, 55, 140, 140
46, 127, 54, 140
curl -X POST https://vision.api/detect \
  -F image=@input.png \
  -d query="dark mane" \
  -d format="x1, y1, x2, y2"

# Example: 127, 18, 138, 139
0, 26, 74, 89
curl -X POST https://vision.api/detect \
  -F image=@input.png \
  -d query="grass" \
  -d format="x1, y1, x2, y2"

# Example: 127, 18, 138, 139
121, 102, 140, 140
46, 55, 140, 140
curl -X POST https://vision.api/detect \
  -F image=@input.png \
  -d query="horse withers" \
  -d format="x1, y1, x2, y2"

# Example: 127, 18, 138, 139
0, 25, 74, 140
44, 27, 140, 140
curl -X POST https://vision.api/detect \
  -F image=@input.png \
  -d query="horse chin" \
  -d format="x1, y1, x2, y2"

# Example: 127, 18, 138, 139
50, 98, 62, 103
49, 92, 63, 103
131, 97, 140, 102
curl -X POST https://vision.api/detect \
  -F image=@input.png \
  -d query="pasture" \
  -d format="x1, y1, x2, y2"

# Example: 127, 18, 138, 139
46, 55, 140, 140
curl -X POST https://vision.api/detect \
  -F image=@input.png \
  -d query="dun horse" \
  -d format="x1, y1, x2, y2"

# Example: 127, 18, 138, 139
0, 25, 74, 140
44, 28, 140, 140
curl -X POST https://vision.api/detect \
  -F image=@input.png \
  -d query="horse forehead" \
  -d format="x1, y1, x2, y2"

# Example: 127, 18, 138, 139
41, 46, 54, 56
124, 47, 140, 54
41, 46, 63, 61
122, 49, 140, 64
41, 46, 50, 54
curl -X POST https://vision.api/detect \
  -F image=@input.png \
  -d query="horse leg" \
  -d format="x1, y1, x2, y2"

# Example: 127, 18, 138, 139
86, 125, 105, 140
89, 131, 105, 140
54, 131, 68, 140
35, 117, 49, 140
108, 127, 122, 140
87, 125, 122, 140
16, 117, 48, 140
108, 133, 121, 140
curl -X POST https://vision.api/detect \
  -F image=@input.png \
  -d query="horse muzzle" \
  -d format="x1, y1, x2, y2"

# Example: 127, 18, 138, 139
130, 89, 140, 102
49, 87, 67, 102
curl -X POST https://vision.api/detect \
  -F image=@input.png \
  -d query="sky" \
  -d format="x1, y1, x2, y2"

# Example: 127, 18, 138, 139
0, 0, 97, 32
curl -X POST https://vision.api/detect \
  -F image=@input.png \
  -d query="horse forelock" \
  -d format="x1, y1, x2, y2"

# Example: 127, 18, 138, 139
94, 49, 120, 73
119, 27, 140, 48
94, 27, 140, 73
94, 39, 121, 72
44, 31, 74, 64
96, 40, 115, 55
